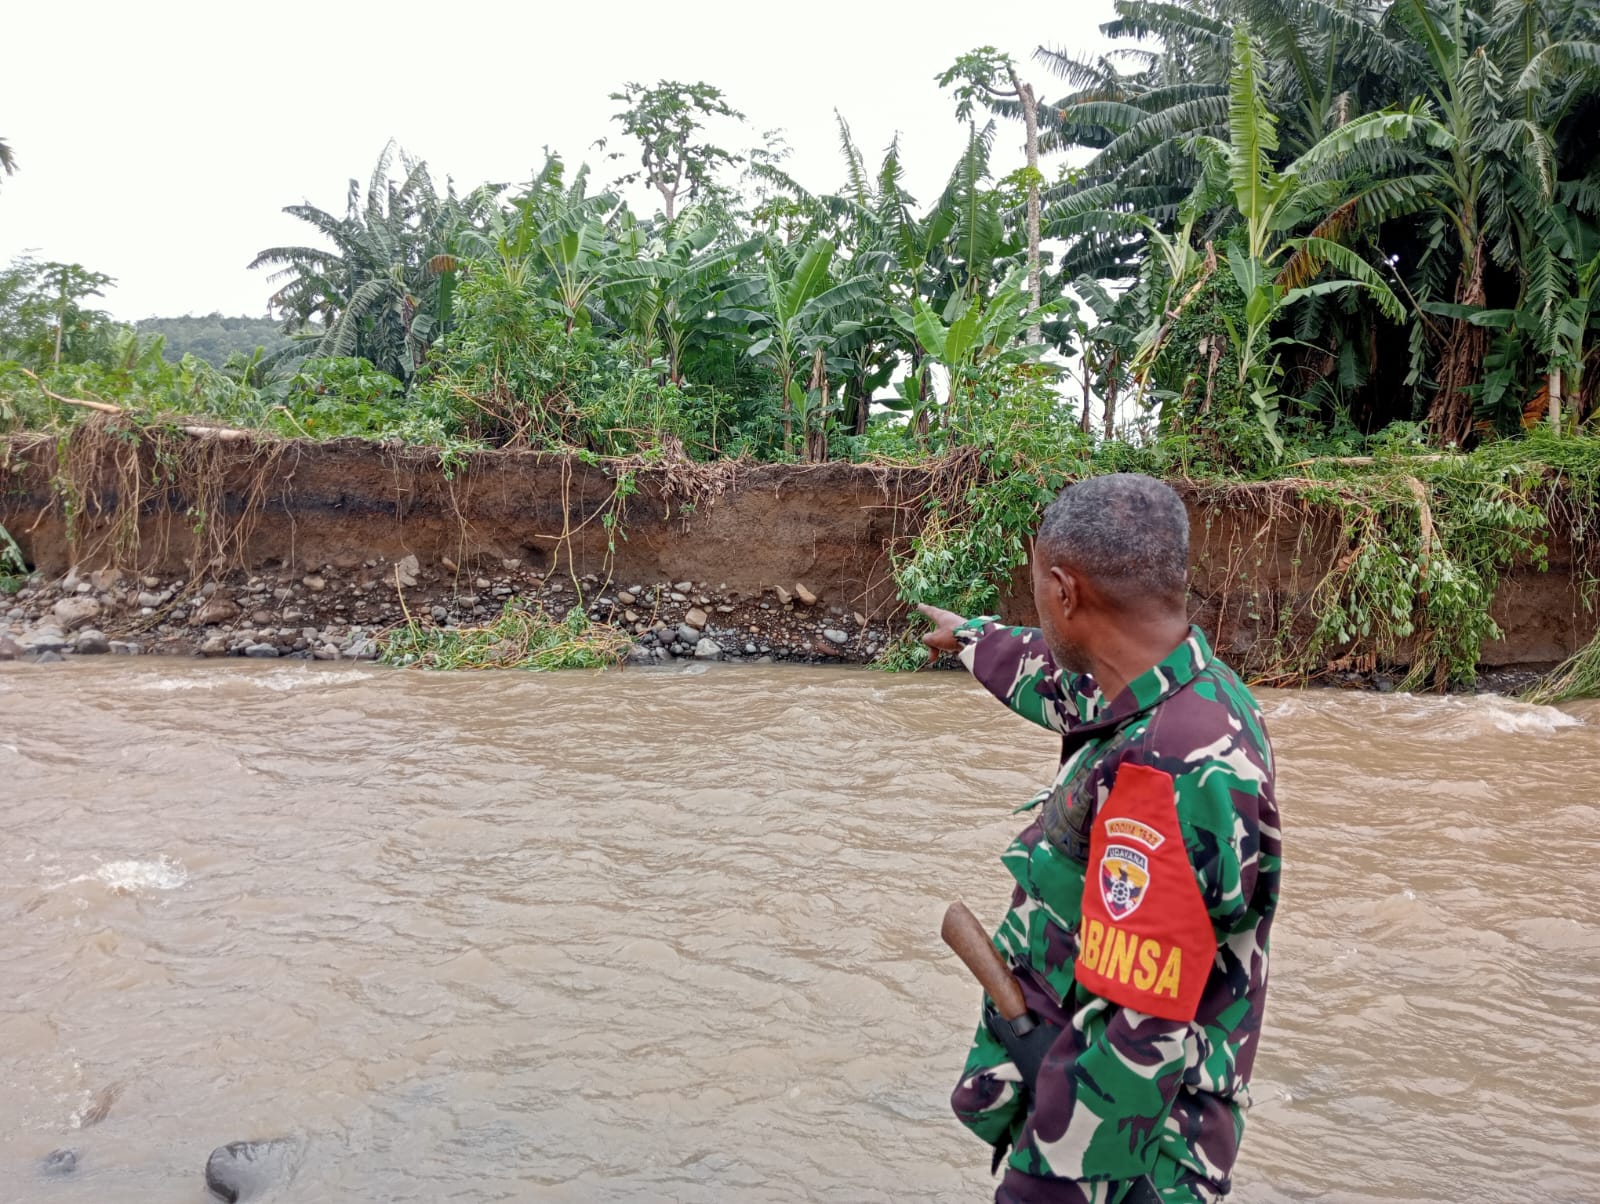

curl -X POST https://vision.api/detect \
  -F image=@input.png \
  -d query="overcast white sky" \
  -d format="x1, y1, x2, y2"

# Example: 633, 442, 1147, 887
0, 0, 1120, 321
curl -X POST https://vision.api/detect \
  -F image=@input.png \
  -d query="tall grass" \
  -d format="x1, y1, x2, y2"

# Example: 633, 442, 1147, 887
378, 601, 632, 671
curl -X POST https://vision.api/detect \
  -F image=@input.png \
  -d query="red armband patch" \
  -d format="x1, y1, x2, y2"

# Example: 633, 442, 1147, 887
1075, 763, 1213, 1023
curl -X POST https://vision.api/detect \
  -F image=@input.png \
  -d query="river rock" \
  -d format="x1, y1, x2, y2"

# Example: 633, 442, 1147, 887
313, 643, 341, 661
109, 640, 142, 655
21, 626, 67, 653
32, 650, 64, 664
52, 597, 102, 630
302, 575, 326, 592
73, 629, 111, 655
626, 645, 654, 666
395, 554, 421, 588
193, 597, 241, 626
774, 586, 792, 605
244, 643, 279, 659
204, 1137, 302, 1203
674, 580, 693, 592
794, 582, 818, 606
676, 623, 701, 647
0, 633, 22, 660
137, 590, 164, 609
40, 1147, 78, 1176
694, 637, 723, 660
88, 568, 122, 592
344, 638, 378, 661
618, 591, 636, 605
200, 635, 229, 657
684, 607, 708, 630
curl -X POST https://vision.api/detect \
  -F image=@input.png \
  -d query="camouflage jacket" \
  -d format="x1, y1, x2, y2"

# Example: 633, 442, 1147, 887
948, 620, 1280, 1202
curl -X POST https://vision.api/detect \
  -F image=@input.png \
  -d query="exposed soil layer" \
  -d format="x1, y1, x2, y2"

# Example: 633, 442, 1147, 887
1, 428, 1593, 675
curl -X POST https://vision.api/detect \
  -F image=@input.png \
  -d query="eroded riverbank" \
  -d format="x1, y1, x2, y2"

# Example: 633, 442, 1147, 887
3, 428, 1596, 679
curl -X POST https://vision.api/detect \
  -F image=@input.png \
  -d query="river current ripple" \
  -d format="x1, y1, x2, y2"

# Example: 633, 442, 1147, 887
1, 661, 1597, 1202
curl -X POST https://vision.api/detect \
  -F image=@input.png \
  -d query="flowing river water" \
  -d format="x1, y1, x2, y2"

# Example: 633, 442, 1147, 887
2, 660, 1598, 1203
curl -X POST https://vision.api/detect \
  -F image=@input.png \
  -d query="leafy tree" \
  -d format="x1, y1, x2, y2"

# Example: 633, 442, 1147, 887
605, 81, 745, 221
0, 257, 117, 369
940, 48, 1048, 342
133, 314, 296, 366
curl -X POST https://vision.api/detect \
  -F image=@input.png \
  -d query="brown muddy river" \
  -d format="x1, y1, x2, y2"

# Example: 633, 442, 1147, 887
2, 661, 1598, 1203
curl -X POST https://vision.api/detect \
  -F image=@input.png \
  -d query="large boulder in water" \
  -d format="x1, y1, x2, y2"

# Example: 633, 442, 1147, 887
204, 1138, 301, 1202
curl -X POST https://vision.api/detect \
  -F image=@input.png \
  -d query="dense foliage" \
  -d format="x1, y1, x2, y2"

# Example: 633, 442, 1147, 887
133, 314, 295, 367
6, 4, 1600, 683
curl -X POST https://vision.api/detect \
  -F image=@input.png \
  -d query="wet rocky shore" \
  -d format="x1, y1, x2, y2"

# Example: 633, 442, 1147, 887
0, 553, 899, 667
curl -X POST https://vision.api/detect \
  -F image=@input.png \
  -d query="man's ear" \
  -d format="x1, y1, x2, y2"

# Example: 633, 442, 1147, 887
1048, 564, 1077, 621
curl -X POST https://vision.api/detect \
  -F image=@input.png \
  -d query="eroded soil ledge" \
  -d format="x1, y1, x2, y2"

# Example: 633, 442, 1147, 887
0, 428, 1592, 680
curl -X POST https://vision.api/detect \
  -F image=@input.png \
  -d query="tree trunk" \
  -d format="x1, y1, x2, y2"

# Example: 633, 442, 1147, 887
1104, 359, 1119, 441
1081, 356, 1093, 433
1008, 66, 1043, 346
1426, 233, 1487, 447
781, 366, 794, 456
806, 347, 829, 462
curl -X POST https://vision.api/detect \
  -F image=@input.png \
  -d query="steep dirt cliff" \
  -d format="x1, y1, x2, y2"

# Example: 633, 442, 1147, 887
1, 427, 1592, 674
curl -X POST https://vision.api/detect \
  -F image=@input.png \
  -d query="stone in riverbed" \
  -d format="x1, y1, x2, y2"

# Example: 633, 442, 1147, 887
313, 643, 341, 661
244, 643, 280, 658
676, 623, 701, 647
302, 575, 326, 592
395, 554, 421, 588
823, 629, 850, 645
684, 607, 708, 630
72, 629, 111, 655
21, 627, 67, 653
52, 597, 102, 631
108, 641, 141, 655
344, 637, 378, 661
694, 637, 722, 660
794, 582, 818, 606
191, 597, 240, 626
200, 636, 229, 657
40, 1147, 78, 1176
0, 633, 22, 660
204, 1137, 302, 1203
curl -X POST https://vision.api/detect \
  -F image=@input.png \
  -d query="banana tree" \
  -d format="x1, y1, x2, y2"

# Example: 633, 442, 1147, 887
719, 236, 876, 457
604, 217, 747, 383
1170, 26, 1424, 456
890, 266, 1064, 443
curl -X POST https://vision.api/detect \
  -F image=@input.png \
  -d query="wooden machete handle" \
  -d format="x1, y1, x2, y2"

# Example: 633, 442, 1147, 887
941, 900, 1029, 1023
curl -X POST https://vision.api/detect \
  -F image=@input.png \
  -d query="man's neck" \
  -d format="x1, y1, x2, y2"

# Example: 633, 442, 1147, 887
1087, 618, 1192, 702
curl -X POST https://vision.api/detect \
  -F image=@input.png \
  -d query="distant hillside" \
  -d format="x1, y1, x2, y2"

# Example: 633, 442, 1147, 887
134, 313, 297, 366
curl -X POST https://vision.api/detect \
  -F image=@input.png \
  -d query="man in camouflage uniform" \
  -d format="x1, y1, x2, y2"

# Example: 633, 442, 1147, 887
920, 474, 1280, 1204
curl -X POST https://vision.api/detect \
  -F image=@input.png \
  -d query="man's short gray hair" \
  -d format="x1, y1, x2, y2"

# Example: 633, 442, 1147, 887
1036, 473, 1190, 607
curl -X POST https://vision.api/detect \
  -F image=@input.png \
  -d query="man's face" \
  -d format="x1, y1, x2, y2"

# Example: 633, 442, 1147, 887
1032, 554, 1091, 675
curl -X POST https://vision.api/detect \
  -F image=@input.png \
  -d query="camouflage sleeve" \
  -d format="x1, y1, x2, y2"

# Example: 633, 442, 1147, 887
953, 618, 1079, 733
1023, 763, 1261, 1181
